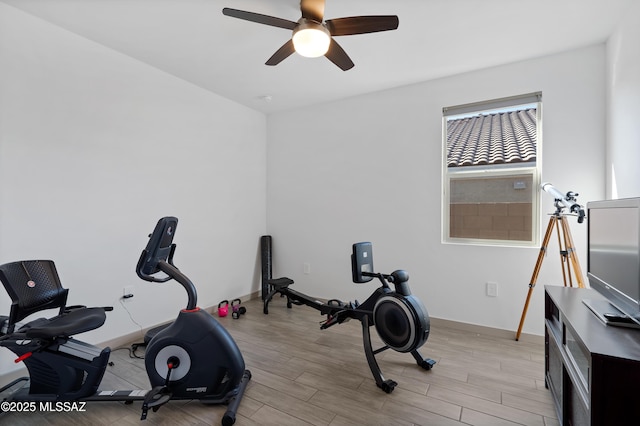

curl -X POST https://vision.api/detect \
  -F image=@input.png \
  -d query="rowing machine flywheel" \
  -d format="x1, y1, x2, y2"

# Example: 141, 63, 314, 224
373, 294, 430, 353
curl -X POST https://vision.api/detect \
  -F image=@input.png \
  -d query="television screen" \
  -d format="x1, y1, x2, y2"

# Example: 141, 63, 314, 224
585, 198, 640, 327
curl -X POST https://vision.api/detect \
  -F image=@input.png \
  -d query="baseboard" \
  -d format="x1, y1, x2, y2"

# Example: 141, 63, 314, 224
98, 292, 541, 348
99, 290, 261, 349
0, 291, 263, 384
429, 317, 543, 344
247, 291, 543, 344
1, 291, 539, 384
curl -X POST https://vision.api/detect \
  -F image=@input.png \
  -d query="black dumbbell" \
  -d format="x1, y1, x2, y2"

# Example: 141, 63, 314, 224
231, 299, 246, 319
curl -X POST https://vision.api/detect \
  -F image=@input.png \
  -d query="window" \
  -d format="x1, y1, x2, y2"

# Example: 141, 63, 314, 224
443, 93, 542, 246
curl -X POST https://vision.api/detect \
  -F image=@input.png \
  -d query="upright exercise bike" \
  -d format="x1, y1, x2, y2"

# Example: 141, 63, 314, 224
263, 239, 436, 393
0, 217, 250, 425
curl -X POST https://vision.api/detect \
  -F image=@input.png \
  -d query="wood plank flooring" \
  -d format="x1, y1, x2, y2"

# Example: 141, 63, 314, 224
1, 297, 558, 425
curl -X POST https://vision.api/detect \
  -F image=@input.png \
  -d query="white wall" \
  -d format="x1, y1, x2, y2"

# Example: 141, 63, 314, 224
0, 4, 266, 374
267, 45, 607, 337
606, 2, 640, 199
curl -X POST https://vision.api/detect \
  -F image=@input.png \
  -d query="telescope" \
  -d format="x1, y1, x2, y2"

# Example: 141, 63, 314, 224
517, 183, 587, 340
541, 182, 585, 223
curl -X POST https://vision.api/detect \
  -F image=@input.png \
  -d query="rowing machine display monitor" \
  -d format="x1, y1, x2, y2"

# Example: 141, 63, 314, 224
138, 216, 178, 278
352, 242, 374, 283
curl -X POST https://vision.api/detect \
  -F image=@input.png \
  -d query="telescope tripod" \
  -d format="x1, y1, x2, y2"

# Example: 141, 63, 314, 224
515, 212, 585, 341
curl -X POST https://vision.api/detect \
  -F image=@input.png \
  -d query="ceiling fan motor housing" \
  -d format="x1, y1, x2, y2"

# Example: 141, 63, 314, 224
292, 18, 331, 58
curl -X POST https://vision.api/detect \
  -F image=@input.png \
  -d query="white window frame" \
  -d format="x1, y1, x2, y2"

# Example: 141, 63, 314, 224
442, 93, 543, 247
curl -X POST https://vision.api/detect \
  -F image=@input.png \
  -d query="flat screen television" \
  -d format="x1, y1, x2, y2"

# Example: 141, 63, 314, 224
583, 197, 640, 328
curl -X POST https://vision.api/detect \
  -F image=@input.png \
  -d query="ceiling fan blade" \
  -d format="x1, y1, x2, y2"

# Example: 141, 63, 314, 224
222, 8, 297, 30
266, 40, 296, 66
324, 38, 354, 71
300, 0, 325, 22
325, 16, 399, 36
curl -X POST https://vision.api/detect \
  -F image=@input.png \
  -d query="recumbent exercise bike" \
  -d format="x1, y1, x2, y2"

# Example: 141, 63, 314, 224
0, 217, 250, 425
262, 238, 436, 393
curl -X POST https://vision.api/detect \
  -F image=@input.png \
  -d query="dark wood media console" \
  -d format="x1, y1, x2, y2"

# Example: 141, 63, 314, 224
545, 286, 640, 425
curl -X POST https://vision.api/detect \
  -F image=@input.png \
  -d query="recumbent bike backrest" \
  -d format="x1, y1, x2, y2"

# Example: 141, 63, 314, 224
0, 260, 68, 333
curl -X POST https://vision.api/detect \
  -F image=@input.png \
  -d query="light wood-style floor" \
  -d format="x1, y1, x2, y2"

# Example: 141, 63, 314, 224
2, 297, 558, 425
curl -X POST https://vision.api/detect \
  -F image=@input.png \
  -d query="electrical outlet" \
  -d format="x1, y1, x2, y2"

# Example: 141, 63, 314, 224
486, 282, 498, 297
123, 285, 135, 302
303, 263, 311, 275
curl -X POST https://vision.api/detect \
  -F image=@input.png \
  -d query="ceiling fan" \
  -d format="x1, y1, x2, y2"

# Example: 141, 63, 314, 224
222, 0, 399, 71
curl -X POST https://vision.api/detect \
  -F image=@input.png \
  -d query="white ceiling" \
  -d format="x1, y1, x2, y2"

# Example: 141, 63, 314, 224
2, 0, 633, 114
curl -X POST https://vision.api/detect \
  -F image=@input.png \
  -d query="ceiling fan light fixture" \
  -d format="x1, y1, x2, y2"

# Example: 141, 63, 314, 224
292, 21, 330, 58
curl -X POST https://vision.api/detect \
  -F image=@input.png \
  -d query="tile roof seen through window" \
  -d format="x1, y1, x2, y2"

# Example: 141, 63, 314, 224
447, 108, 537, 168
